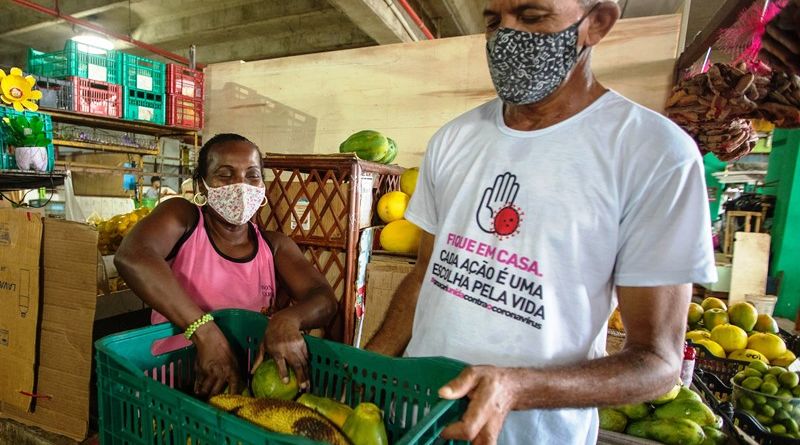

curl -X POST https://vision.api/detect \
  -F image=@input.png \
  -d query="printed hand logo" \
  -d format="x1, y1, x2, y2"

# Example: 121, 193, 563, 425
477, 172, 523, 238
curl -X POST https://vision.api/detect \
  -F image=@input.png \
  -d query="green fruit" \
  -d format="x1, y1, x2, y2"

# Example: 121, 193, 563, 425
342, 403, 389, 445
785, 418, 800, 433
251, 359, 299, 400
769, 366, 788, 376
793, 385, 800, 397
777, 388, 794, 400
774, 409, 792, 422
655, 399, 716, 427
701, 426, 727, 445
761, 381, 780, 395
749, 360, 771, 374
626, 420, 649, 438
772, 424, 788, 434
599, 408, 628, 433
614, 403, 651, 420
734, 371, 749, 385
744, 368, 764, 378
759, 404, 776, 417
780, 371, 800, 389
635, 419, 707, 445
753, 394, 768, 405
376, 138, 398, 165
768, 398, 784, 410
756, 414, 774, 425
241, 386, 252, 397
339, 130, 390, 162
738, 395, 755, 411
743, 376, 764, 390
765, 374, 779, 383
675, 386, 703, 403
651, 384, 682, 405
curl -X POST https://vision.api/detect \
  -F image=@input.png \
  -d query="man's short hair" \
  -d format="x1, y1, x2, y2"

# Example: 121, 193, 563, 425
150, 176, 161, 185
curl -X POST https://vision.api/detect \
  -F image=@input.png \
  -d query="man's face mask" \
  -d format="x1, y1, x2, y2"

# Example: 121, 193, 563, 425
486, 8, 595, 105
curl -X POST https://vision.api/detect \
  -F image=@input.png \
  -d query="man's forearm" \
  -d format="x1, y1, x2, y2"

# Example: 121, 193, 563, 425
365, 270, 424, 356
503, 346, 679, 410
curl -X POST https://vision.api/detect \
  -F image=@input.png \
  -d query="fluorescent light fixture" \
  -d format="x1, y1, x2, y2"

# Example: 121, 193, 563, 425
71, 33, 114, 53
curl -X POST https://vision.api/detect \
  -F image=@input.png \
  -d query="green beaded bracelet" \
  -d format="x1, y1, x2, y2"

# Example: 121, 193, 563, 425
184, 313, 214, 340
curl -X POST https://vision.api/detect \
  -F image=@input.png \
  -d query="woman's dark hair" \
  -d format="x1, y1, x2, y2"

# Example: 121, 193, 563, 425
193, 133, 257, 181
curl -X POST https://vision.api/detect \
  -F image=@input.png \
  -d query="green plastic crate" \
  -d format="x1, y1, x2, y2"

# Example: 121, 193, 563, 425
27, 40, 118, 83
123, 87, 166, 125
95, 309, 468, 445
0, 106, 55, 171
117, 53, 166, 95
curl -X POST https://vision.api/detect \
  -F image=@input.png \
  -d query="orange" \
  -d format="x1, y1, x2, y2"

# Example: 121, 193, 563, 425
703, 308, 729, 330
747, 333, 787, 361
687, 303, 704, 325
711, 324, 749, 353
701, 297, 727, 312
728, 302, 758, 332
376, 191, 410, 223
754, 314, 779, 334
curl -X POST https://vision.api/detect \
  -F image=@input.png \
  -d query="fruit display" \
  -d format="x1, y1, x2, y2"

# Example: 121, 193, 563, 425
376, 169, 422, 254
207, 359, 390, 445
94, 207, 151, 255
685, 297, 793, 367
731, 360, 800, 438
600, 384, 728, 445
339, 130, 398, 164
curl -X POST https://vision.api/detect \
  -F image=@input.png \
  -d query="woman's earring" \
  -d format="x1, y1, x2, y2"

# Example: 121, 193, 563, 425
193, 193, 208, 206
260, 196, 268, 208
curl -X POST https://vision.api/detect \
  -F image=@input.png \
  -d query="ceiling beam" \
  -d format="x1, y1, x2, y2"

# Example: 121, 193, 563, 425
327, 0, 415, 44
438, 0, 484, 35
0, 1, 131, 38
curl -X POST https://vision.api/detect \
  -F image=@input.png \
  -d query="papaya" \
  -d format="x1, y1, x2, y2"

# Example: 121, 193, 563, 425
626, 419, 706, 445
297, 393, 353, 428
339, 130, 390, 162
613, 403, 650, 420
599, 408, 628, 432
376, 138, 397, 164
674, 386, 703, 403
342, 403, 389, 445
701, 426, 728, 445
654, 399, 717, 427
651, 383, 682, 405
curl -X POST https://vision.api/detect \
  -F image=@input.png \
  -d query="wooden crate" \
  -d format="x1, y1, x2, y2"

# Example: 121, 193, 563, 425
260, 153, 403, 344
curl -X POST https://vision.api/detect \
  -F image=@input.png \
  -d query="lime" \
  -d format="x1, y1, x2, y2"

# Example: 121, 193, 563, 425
728, 302, 759, 332
749, 360, 771, 374
780, 372, 800, 389
702, 297, 728, 311
711, 324, 749, 353
734, 371, 749, 385
775, 409, 792, 422
757, 414, 775, 425
769, 366, 788, 376
772, 424, 788, 434
743, 376, 765, 391
762, 381, 780, 395
768, 399, 784, 410
765, 374, 779, 384
785, 418, 800, 433
688, 302, 704, 325
793, 385, 800, 397
760, 404, 777, 417
744, 368, 764, 378
754, 394, 768, 405
738, 395, 755, 410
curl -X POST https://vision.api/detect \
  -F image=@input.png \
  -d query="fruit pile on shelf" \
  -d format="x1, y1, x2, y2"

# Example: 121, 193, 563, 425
375, 167, 421, 254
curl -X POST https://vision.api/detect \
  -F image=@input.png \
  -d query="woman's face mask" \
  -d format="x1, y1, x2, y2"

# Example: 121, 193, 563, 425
202, 178, 265, 226
486, 8, 594, 105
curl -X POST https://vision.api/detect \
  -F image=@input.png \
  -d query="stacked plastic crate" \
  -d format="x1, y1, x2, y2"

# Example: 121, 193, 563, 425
165, 64, 204, 129
27, 40, 123, 118
117, 53, 166, 125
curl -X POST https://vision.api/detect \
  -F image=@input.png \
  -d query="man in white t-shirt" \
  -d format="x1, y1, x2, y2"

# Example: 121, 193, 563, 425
366, 1, 717, 444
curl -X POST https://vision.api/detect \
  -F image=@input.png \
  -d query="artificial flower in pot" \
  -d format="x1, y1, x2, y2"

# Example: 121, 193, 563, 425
1, 115, 51, 171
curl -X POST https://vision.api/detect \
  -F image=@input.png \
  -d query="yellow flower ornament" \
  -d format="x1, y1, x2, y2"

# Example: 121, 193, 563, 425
0, 67, 42, 112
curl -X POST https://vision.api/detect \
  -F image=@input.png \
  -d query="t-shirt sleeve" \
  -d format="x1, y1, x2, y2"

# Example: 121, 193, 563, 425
614, 156, 717, 287
404, 140, 439, 235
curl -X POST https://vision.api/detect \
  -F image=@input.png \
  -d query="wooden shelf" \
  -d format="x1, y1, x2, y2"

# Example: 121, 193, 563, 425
53, 139, 159, 156
0, 169, 66, 191
42, 108, 199, 144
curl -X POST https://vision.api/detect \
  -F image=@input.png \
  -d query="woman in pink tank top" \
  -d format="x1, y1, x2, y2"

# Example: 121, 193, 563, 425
115, 134, 337, 398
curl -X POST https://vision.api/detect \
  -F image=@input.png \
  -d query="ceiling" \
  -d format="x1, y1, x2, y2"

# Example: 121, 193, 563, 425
0, 0, 726, 68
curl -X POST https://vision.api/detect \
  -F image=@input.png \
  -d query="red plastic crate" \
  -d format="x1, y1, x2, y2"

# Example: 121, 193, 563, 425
167, 94, 203, 129
70, 77, 122, 117
166, 64, 203, 99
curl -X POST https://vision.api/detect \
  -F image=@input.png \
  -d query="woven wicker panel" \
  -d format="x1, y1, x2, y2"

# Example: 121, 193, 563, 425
301, 246, 346, 301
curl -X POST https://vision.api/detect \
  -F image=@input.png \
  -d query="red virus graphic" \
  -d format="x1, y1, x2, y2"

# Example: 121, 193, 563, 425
493, 205, 523, 237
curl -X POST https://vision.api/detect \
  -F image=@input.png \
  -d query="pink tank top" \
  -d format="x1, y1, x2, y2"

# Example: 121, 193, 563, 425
151, 206, 277, 325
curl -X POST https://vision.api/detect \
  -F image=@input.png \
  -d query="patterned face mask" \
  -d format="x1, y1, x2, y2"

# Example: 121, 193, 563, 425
202, 179, 265, 226
486, 11, 593, 105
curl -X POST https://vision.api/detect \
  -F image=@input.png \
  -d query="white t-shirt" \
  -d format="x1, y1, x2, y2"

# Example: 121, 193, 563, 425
404, 92, 717, 445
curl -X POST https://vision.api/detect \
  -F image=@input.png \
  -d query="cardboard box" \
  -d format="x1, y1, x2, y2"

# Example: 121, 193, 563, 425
360, 255, 416, 346
0, 218, 98, 441
0, 210, 43, 413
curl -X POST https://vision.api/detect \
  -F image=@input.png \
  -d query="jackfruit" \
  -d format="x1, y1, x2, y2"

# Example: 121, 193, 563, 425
237, 398, 351, 445
209, 394, 256, 413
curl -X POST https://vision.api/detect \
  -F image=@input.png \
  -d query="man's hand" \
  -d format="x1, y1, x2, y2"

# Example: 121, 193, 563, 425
439, 366, 518, 445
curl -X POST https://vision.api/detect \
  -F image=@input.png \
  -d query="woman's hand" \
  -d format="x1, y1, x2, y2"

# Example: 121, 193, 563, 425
251, 311, 310, 389
192, 322, 242, 397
